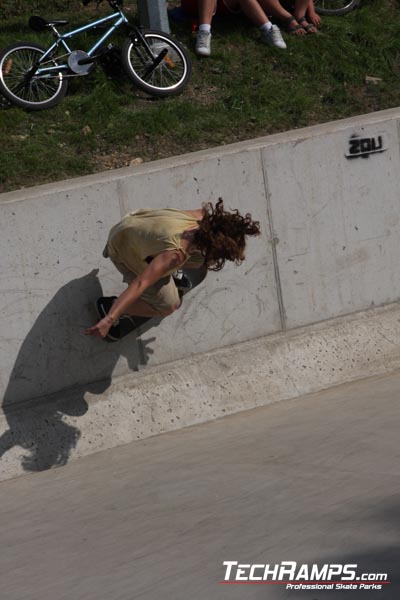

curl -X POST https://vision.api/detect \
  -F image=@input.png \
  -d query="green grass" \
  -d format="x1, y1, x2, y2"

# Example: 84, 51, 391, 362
0, 0, 399, 192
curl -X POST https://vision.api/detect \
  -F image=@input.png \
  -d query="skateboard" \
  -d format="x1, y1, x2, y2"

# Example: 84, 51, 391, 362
96, 268, 206, 342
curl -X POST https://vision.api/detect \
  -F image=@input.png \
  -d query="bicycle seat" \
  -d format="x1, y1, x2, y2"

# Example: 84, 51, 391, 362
29, 16, 69, 32
47, 19, 69, 26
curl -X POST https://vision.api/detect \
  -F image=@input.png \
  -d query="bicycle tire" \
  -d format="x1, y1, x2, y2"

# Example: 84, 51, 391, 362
0, 42, 67, 110
121, 30, 191, 97
314, 0, 360, 16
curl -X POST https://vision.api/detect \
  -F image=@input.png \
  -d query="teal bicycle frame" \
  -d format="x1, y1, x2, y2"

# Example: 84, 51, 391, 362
0, 0, 191, 110
35, 9, 129, 76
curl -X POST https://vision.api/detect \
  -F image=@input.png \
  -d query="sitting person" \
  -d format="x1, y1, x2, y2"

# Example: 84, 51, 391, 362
181, 0, 319, 57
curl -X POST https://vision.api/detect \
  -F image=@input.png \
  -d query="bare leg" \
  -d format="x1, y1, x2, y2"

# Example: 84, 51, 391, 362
198, 0, 216, 23
196, 0, 215, 56
238, 0, 273, 25
238, 0, 306, 34
292, 0, 309, 19
238, 0, 289, 24
293, 0, 319, 31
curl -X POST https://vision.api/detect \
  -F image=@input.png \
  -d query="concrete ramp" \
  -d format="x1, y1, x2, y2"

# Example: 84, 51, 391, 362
1, 370, 399, 598
1, 107, 400, 480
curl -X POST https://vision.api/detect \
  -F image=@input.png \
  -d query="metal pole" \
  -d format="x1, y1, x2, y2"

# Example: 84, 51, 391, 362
137, 0, 170, 33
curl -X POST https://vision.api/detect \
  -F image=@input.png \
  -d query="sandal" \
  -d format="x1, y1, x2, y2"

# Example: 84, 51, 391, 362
281, 16, 306, 35
297, 17, 318, 34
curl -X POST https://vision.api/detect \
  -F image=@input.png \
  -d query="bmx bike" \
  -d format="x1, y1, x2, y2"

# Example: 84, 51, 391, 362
314, 0, 360, 16
0, 0, 192, 111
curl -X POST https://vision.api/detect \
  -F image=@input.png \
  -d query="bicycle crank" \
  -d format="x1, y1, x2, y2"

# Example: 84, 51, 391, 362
68, 50, 95, 74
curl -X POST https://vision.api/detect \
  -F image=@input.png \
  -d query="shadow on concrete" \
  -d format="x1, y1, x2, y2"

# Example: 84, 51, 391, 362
0, 269, 157, 474
270, 499, 399, 600
313, 500, 399, 599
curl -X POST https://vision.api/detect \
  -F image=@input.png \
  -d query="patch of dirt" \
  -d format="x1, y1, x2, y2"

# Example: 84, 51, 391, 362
185, 83, 220, 106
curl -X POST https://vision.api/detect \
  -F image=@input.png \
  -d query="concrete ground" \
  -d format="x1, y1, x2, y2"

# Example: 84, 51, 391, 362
1, 371, 399, 600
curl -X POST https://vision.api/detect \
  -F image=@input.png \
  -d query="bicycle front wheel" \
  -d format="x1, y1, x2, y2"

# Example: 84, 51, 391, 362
314, 0, 360, 16
0, 42, 67, 110
122, 31, 191, 97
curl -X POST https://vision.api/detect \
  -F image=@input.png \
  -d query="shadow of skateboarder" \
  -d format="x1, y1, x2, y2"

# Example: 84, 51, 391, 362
0, 269, 155, 474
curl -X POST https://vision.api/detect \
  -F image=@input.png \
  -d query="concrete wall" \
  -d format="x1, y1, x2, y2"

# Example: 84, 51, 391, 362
265, 117, 400, 327
1, 107, 400, 479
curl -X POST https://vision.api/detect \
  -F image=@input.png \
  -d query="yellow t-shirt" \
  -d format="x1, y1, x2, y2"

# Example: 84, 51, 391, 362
107, 208, 204, 275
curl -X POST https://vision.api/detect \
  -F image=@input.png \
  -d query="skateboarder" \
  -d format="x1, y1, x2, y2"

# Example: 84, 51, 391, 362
85, 199, 260, 341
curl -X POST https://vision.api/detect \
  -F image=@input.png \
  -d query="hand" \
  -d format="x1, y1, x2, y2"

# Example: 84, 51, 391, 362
307, 10, 321, 27
85, 316, 114, 339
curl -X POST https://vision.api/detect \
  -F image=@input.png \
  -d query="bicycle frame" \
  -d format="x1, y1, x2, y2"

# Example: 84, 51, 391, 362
35, 9, 129, 75
0, 0, 191, 109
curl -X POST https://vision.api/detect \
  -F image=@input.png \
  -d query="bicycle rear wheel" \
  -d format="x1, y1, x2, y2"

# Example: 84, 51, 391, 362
314, 0, 360, 16
122, 30, 191, 97
0, 42, 67, 110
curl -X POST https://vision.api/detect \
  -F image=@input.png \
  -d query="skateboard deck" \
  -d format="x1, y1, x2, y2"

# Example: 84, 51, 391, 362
103, 267, 207, 342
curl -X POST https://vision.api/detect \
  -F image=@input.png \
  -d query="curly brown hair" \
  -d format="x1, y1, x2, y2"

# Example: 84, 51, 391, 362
193, 198, 261, 271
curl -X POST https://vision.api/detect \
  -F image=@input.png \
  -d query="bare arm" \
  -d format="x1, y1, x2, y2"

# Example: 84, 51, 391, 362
85, 249, 185, 338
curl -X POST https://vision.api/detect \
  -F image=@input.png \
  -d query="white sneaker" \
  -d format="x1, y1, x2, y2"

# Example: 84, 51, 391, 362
196, 31, 212, 57
262, 24, 287, 49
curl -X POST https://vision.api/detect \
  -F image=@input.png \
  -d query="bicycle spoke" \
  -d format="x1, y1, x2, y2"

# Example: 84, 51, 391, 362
314, 0, 357, 10
125, 33, 188, 94
0, 44, 64, 106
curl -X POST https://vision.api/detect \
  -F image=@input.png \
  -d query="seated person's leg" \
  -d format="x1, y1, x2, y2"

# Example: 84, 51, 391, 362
236, 0, 288, 45
283, 0, 321, 33
293, 0, 318, 32
256, 0, 307, 34
196, 0, 216, 55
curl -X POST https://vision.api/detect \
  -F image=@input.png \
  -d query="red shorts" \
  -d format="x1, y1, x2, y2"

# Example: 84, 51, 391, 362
181, 0, 241, 17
